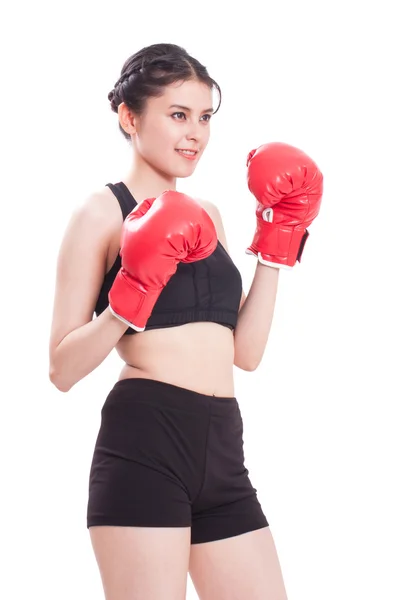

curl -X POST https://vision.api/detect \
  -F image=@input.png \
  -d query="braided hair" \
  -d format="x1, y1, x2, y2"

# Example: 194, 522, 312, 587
108, 43, 222, 141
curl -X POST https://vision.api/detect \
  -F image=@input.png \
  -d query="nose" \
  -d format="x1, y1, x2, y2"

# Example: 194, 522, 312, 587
185, 118, 204, 143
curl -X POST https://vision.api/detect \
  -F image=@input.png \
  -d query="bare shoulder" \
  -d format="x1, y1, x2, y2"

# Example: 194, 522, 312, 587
61, 185, 124, 259
59, 187, 120, 267
195, 198, 229, 252
72, 185, 123, 229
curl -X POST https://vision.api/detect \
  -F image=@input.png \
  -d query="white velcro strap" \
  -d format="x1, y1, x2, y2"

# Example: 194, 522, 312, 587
257, 254, 293, 269
108, 305, 146, 332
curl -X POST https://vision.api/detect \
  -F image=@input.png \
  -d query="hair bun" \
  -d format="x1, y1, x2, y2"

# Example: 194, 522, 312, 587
108, 43, 221, 140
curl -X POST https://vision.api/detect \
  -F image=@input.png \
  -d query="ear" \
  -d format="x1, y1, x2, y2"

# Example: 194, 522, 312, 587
118, 102, 138, 135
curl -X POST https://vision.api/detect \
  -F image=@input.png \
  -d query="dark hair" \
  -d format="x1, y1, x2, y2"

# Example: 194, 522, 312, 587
108, 43, 222, 141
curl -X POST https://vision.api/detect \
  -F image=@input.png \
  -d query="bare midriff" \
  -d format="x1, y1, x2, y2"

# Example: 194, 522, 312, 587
115, 321, 236, 398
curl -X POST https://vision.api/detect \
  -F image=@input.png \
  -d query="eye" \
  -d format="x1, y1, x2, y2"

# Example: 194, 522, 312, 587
172, 112, 186, 120
171, 112, 212, 122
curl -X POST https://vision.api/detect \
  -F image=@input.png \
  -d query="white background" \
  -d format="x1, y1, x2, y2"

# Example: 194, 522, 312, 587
1, 0, 399, 598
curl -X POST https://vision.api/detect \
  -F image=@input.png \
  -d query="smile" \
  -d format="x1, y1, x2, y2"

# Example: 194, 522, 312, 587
175, 149, 198, 160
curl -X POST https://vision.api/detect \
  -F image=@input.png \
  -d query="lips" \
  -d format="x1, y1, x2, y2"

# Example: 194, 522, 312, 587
175, 149, 199, 160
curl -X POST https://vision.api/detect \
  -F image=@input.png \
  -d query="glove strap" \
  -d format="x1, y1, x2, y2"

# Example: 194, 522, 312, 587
246, 221, 309, 268
108, 269, 162, 331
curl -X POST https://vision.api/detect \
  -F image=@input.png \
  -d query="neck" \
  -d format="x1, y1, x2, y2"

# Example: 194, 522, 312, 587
123, 154, 176, 203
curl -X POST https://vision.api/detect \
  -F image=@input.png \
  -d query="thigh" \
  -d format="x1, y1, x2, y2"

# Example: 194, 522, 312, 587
189, 526, 287, 600
90, 525, 191, 600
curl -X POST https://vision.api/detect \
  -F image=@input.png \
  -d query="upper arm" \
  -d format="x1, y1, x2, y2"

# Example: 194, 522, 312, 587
49, 192, 121, 355
197, 198, 246, 310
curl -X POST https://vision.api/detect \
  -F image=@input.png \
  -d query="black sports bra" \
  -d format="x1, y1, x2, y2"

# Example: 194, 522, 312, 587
94, 182, 243, 335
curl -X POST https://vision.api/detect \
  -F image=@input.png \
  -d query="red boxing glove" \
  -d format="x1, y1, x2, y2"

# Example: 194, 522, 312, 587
246, 142, 323, 268
109, 191, 217, 331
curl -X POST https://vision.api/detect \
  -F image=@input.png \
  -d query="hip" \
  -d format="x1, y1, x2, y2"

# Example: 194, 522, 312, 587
93, 377, 243, 478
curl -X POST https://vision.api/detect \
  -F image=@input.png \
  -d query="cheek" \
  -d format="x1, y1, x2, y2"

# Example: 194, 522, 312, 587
203, 128, 211, 146
143, 119, 176, 150
141, 126, 178, 171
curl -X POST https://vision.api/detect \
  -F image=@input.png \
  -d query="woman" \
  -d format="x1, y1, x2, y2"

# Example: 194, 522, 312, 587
49, 43, 322, 599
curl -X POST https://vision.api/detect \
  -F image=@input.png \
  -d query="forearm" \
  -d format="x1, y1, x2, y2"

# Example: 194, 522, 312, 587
49, 308, 129, 392
234, 263, 279, 371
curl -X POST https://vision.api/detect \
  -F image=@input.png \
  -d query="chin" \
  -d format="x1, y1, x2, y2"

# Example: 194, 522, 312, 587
177, 167, 197, 179
176, 160, 200, 178
154, 160, 196, 180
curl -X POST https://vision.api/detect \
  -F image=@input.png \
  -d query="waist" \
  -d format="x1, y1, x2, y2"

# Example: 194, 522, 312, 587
106, 378, 238, 414
116, 322, 235, 396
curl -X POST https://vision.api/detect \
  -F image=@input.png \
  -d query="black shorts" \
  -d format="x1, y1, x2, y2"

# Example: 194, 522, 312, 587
87, 378, 268, 544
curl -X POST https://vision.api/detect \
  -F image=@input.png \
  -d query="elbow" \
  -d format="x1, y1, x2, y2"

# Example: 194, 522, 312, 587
234, 355, 260, 372
233, 335, 264, 372
241, 362, 259, 372
245, 362, 259, 372
49, 365, 73, 393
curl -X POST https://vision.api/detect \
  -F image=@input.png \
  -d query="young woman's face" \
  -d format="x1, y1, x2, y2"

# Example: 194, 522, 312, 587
133, 79, 214, 178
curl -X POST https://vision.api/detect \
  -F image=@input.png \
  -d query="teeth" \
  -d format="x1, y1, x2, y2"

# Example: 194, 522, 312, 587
177, 150, 196, 155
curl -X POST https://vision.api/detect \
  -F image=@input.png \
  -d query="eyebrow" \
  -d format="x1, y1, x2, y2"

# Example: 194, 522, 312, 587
168, 104, 214, 113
